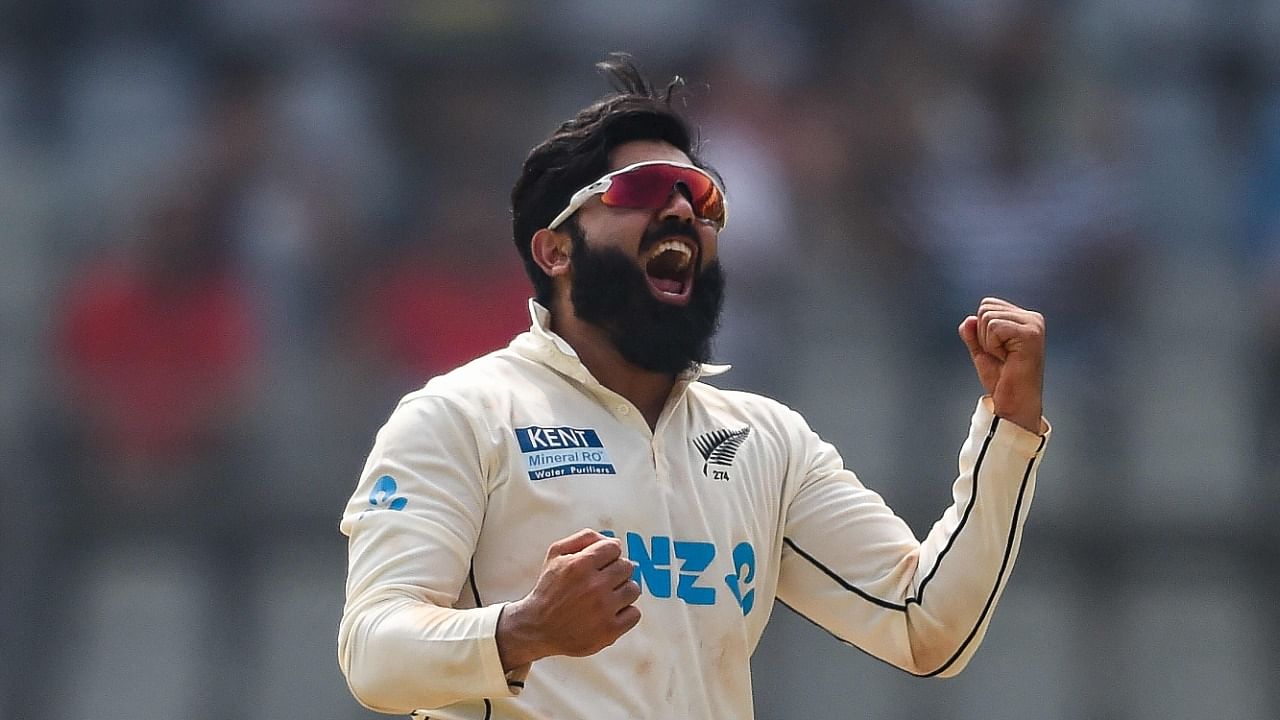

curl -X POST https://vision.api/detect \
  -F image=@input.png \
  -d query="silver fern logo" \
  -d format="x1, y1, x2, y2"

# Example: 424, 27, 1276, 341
693, 427, 751, 481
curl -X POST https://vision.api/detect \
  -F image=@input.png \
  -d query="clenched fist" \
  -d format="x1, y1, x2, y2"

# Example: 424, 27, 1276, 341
496, 529, 642, 670
958, 297, 1046, 434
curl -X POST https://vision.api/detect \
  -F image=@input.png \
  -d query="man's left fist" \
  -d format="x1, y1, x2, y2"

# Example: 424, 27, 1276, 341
958, 297, 1045, 434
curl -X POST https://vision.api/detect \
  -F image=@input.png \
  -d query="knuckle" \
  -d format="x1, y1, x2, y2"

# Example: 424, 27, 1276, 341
622, 582, 641, 603
563, 557, 591, 578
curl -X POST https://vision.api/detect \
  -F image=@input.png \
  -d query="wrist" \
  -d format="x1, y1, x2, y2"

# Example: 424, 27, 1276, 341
496, 598, 547, 670
987, 394, 1043, 436
1004, 410, 1044, 435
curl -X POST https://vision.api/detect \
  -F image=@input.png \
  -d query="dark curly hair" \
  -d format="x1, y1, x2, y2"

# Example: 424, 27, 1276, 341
510, 53, 711, 305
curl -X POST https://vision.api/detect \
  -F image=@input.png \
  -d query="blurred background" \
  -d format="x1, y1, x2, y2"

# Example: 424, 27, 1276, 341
1, 0, 1277, 718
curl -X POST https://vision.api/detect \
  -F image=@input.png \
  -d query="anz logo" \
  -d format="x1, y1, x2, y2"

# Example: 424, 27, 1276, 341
601, 531, 756, 616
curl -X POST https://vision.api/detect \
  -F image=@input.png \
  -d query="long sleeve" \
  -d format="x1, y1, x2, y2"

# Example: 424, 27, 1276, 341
776, 396, 1049, 677
337, 392, 526, 714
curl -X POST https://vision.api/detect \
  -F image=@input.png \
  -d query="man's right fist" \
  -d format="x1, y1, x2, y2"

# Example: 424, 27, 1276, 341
496, 528, 642, 670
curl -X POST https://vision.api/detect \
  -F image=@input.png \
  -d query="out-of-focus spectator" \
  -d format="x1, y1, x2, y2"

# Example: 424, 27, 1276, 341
905, 6, 1143, 338
891, 5, 1145, 525
41, 171, 264, 718
696, 45, 803, 391
350, 245, 530, 381
347, 188, 530, 383
56, 178, 257, 514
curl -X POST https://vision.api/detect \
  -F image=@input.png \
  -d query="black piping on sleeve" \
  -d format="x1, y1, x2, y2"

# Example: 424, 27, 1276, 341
781, 418, 1045, 676
783, 417, 1000, 610
467, 565, 498, 715
468, 564, 483, 607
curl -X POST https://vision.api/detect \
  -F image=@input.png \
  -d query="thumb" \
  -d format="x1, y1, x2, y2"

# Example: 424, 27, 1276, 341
546, 528, 608, 559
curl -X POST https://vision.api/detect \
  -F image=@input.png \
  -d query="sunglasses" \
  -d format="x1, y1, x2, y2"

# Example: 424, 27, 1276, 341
547, 160, 728, 231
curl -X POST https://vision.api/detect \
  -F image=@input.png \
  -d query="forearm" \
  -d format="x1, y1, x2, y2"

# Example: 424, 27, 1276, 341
899, 400, 1047, 672
338, 595, 519, 713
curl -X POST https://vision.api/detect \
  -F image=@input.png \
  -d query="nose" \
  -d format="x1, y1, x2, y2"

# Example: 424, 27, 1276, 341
658, 183, 697, 224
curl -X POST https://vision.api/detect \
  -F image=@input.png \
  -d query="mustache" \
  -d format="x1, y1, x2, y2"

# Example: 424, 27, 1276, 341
639, 217, 702, 255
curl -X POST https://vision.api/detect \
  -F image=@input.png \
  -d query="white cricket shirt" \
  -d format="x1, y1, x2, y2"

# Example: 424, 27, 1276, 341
339, 301, 1050, 719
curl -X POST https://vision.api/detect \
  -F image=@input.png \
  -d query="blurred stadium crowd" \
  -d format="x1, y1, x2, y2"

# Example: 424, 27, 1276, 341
2, 1, 1277, 718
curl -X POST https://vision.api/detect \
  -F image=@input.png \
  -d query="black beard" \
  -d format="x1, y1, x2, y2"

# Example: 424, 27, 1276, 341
567, 223, 725, 375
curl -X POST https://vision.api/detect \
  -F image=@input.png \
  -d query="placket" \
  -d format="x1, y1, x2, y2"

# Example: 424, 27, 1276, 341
650, 379, 694, 487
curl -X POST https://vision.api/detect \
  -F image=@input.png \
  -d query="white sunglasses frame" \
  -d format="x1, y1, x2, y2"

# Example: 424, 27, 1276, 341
546, 160, 728, 231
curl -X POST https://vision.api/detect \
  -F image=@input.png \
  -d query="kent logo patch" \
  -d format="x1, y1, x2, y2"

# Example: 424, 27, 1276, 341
515, 426, 617, 481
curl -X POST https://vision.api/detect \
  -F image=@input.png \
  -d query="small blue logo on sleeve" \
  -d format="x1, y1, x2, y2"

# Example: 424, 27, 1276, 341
514, 426, 616, 481
368, 475, 408, 511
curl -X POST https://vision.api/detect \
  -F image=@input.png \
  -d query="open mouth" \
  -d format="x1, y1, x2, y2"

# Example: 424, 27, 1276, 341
642, 238, 697, 304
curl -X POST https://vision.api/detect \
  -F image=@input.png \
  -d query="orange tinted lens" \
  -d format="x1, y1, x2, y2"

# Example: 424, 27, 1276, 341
600, 164, 725, 225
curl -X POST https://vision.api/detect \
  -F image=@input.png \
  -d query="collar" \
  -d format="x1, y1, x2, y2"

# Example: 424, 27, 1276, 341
512, 299, 731, 385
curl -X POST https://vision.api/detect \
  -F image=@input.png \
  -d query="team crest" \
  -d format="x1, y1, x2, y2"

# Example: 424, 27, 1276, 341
693, 427, 751, 481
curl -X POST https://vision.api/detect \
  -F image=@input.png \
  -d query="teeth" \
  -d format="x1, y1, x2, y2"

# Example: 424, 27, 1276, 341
646, 240, 693, 270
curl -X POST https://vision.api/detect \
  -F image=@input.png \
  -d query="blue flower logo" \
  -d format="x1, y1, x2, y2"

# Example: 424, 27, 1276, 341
368, 475, 408, 511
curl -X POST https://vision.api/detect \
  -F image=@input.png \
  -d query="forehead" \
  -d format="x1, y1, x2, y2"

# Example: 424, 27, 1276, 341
607, 140, 692, 172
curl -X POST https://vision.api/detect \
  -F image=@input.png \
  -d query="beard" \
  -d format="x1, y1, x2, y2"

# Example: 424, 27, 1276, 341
567, 221, 725, 375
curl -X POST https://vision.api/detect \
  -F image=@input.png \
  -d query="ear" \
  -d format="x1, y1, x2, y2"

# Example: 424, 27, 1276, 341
531, 228, 573, 279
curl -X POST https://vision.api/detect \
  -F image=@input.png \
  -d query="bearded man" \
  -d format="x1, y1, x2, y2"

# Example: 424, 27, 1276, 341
338, 55, 1050, 720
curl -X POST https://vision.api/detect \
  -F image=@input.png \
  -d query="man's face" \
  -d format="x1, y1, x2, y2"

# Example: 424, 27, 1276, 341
564, 140, 726, 373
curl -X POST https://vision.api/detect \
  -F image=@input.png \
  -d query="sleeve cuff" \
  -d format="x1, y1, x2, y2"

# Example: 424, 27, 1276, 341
975, 396, 1051, 454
